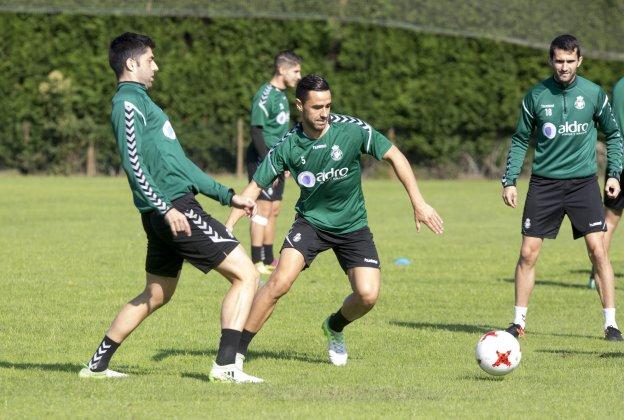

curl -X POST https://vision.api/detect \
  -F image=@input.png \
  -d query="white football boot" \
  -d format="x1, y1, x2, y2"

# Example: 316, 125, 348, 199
235, 353, 245, 371
208, 362, 263, 383
79, 366, 128, 379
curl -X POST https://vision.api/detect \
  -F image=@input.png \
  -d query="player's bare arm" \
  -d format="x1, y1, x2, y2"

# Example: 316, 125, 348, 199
382, 145, 444, 234
226, 181, 263, 231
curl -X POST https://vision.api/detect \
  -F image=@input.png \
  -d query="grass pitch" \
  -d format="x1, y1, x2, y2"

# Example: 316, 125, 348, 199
1, 176, 623, 418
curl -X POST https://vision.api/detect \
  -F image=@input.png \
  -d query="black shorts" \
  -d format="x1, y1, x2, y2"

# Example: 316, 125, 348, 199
281, 216, 380, 272
246, 157, 285, 202
522, 175, 606, 240
141, 194, 239, 277
604, 172, 624, 211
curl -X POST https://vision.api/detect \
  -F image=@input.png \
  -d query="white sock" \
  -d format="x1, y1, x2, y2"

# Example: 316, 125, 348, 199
513, 306, 527, 328
604, 308, 617, 330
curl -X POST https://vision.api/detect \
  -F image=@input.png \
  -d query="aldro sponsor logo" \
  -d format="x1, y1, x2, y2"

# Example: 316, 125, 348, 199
542, 121, 590, 139
297, 167, 349, 188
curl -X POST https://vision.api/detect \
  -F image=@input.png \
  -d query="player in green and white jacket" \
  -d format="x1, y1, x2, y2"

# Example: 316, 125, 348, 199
501, 35, 623, 341
227, 75, 444, 368
80, 32, 264, 383
247, 51, 302, 274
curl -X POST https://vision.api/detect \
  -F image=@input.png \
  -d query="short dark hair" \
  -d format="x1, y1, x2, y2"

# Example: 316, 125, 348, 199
109, 32, 155, 79
296, 74, 330, 102
549, 34, 581, 60
274, 50, 302, 73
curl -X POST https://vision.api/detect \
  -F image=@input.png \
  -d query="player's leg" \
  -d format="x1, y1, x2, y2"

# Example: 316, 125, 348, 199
506, 176, 563, 338
238, 248, 305, 345
263, 177, 285, 268
263, 199, 281, 267
589, 174, 624, 289
209, 244, 265, 382
251, 198, 273, 274
237, 217, 319, 363
322, 267, 381, 367
322, 226, 381, 366
505, 236, 544, 338
567, 175, 622, 340
584, 232, 621, 340
589, 207, 622, 289
79, 272, 180, 379
80, 209, 184, 379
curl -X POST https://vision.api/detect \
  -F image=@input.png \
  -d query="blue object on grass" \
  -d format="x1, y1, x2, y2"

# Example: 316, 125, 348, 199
394, 258, 411, 266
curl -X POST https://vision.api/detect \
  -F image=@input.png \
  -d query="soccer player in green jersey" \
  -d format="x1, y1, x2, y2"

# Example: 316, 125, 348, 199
226, 74, 444, 367
588, 76, 624, 289
501, 35, 623, 341
247, 51, 302, 275
79, 33, 264, 382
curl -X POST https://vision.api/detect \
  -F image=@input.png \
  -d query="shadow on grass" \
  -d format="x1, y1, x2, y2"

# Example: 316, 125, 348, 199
390, 321, 493, 334
153, 348, 325, 365
536, 349, 624, 358
391, 321, 597, 340
569, 269, 624, 278
459, 374, 506, 382
499, 277, 621, 290
0, 360, 79, 373
152, 349, 214, 362
181, 372, 211, 382
0, 360, 145, 376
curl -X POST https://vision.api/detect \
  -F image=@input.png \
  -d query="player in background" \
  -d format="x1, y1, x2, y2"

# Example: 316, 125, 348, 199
247, 51, 302, 274
501, 34, 623, 341
227, 74, 444, 368
79, 32, 264, 382
588, 76, 624, 289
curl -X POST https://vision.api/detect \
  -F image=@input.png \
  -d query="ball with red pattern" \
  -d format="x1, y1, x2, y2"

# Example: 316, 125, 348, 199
475, 330, 521, 376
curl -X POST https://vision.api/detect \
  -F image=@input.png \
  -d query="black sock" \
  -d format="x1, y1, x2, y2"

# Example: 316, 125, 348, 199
87, 335, 120, 372
328, 309, 352, 332
263, 244, 274, 264
251, 246, 263, 263
216, 329, 242, 366
238, 329, 257, 357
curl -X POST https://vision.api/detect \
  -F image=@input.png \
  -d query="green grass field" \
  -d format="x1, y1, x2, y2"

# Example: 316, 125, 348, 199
1, 176, 623, 418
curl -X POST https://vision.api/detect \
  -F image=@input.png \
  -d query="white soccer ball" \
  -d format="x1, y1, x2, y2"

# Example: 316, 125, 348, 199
475, 330, 521, 376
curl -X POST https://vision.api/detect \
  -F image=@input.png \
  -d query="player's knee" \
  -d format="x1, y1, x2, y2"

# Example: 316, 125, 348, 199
266, 274, 293, 298
143, 288, 172, 311
519, 246, 539, 266
588, 245, 608, 264
357, 288, 379, 308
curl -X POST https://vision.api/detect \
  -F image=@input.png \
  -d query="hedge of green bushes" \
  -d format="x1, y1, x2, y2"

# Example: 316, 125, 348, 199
1, 13, 623, 176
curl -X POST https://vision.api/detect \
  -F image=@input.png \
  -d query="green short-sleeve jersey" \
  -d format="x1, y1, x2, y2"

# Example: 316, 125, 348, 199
253, 114, 393, 234
250, 83, 290, 148
111, 82, 233, 214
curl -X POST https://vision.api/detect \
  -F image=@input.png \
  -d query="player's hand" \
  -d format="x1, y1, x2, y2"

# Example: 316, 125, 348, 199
284, 170, 291, 179
413, 202, 444, 234
164, 208, 192, 237
231, 194, 257, 217
502, 186, 518, 208
605, 177, 621, 199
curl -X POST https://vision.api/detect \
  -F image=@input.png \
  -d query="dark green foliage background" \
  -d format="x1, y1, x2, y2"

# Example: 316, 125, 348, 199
1, 13, 623, 175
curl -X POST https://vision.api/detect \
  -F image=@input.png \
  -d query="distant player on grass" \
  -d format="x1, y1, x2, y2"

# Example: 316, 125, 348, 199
587, 75, 624, 290
79, 32, 263, 382
246, 51, 302, 274
501, 34, 623, 341
226, 74, 444, 367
